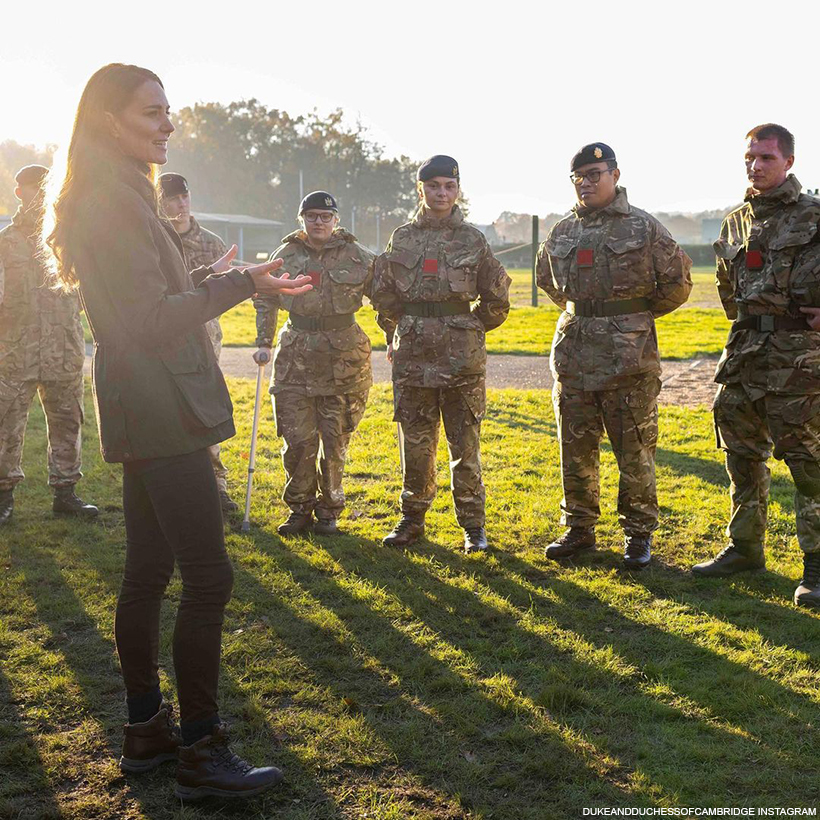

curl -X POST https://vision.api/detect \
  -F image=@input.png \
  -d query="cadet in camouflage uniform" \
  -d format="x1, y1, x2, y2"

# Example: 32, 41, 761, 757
253, 191, 375, 536
372, 156, 511, 554
160, 173, 238, 514
0, 165, 98, 524
692, 124, 820, 608
537, 144, 692, 568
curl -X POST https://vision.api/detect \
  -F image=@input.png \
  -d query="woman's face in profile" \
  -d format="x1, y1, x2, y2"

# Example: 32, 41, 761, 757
108, 80, 174, 165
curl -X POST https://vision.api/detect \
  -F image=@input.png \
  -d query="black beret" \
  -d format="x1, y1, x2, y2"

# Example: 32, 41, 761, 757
159, 173, 189, 197
15, 165, 49, 187
570, 143, 617, 171
417, 155, 459, 182
299, 191, 337, 214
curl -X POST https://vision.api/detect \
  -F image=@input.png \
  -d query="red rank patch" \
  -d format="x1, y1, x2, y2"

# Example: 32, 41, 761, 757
746, 250, 763, 270
577, 249, 594, 266
422, 258, 439, 274
306, 268, 322, 287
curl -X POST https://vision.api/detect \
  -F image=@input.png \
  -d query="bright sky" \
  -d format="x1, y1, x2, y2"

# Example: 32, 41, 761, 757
5, 0, 820, 224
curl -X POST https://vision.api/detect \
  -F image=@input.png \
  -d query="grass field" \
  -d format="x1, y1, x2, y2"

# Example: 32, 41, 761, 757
219, 268, 729, 360
82, 268, 727, 359
2, 379, 819, 819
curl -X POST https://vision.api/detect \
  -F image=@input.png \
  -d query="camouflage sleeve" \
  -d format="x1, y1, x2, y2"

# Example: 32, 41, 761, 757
473, 242, 511, 331
535, 239, 568, 310
714, 220, 737, 319
252, 249, 282, 347
370, 252, 399, 344
648, 219, 693, 317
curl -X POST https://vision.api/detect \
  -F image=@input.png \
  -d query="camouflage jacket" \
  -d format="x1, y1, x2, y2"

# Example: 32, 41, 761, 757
0, 205, 85, 382
178, 216, 227, 352
537, 188, 692, 391
372, 206, 511, 388
714, 175, 820, 396
254, 228, 376, 396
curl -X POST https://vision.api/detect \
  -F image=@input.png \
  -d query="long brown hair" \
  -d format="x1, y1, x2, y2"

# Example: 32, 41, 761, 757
43, 63, 164, 289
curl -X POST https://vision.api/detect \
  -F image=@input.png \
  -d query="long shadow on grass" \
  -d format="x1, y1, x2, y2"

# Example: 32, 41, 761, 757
0, 667, 62, 818
57, 537, 343, 819
234, 536, 633, 817
12, 538, 339, 820
318, 535, 818, 806
405, 541, 819, 804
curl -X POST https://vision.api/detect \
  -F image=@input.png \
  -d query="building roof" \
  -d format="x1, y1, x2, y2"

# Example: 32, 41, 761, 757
195, 212, 284, 227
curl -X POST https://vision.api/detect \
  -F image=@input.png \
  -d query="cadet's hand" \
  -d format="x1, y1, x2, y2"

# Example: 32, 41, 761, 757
248, 259, 313, 296
211, 244, 239, 273
800, 307, 820, 330
253, 347, 271, 365
386, 342, 394, 364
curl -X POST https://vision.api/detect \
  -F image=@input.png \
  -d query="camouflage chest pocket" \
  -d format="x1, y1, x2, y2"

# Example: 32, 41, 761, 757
605, 230, 649, 282
444, 249, 481, 295
328, 262, 369, 313
773, 221, 820, 290
545, 236, 576, 289
0, 240, 36, 309
385, 248, 421, 295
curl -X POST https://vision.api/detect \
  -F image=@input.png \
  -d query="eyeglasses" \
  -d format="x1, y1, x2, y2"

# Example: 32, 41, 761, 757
570, 169, 614, 186
303, 212, 336, 223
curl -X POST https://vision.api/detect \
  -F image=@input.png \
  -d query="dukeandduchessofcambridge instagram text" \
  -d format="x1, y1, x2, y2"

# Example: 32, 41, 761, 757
582, 810, 816, 816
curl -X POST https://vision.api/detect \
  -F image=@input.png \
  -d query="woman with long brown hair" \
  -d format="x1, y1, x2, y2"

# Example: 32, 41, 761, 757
43, 63, 311, 801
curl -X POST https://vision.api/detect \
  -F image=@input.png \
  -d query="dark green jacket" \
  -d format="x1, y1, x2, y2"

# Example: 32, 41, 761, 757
73, 170, 254, 462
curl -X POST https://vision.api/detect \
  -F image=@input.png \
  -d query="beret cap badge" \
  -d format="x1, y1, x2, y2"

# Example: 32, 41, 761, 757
594, 147, 603, 159
325, 197, 333, 207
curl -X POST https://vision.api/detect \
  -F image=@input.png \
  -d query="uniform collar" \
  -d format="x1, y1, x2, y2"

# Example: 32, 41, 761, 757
282, 227, 355, 251
573, 186, 630, 219
745, 174, 802, 216
11, 203, 41, 237
180, 215, 201, 238
412, 205, 465, 230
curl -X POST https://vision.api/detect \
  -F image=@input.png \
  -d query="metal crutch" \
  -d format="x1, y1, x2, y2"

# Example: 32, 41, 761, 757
241, 349, 270, 533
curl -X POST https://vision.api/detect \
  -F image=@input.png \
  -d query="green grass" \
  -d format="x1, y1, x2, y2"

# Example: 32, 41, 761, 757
2, 380, 819, 818
220, 299, 731, 360
83, 267, 727, 358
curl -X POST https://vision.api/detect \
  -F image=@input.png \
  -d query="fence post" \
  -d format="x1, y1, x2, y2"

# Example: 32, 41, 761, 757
531, 215, 539, 307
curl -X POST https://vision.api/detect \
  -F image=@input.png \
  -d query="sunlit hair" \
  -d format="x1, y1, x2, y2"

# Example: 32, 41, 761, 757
42, 63, 164, 289
746, 123, 795, 159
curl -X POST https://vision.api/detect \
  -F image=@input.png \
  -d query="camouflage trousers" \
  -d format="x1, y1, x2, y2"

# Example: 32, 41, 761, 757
273, 388, 369, 519
714, 383, 820, 554
0, 375, 84, 491
553, 374, 661, 535
393, 381, 486, 528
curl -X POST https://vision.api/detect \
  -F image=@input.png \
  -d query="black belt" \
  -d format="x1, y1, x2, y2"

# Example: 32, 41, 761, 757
733, 315, 810, 332
288, 313, 355, 331
566, 297, 651, 317
402, 302, 471, 318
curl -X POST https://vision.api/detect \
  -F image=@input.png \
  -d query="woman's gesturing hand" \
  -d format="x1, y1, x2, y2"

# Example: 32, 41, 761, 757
210, 246, 313, 296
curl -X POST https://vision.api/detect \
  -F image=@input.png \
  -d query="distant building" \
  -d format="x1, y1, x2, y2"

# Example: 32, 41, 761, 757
701, 218, 723, 244
195, 212, 285, 262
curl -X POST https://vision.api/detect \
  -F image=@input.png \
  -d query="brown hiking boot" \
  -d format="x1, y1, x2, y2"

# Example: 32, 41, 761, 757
120, 702, 180, 773
314, 518, 339, 536
794, 552, 820, 609
383, 515, 425, 548
175, 724, 283, 801
544, 527, 596, 560
277, 511, 313, 536
691, 542, 765, 577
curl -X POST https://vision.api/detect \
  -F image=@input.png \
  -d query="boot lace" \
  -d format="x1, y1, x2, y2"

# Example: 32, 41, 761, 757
210, 739, 254, 776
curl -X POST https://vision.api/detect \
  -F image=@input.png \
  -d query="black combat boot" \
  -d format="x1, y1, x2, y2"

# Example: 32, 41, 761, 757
120, 702, 180, 773
314, 518, 339, 536
383, 515, 425, 548
463, 526, 488, 554
794, 552, 820, 609
218, 490, 239, 514
0, 489, 13, 526
277, 512, 313, 536
52, 487, 99, 518
544, 527, 596, 560
623, 534, 652, 569
691, 542, 766, 577
175, 723, 283, 801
